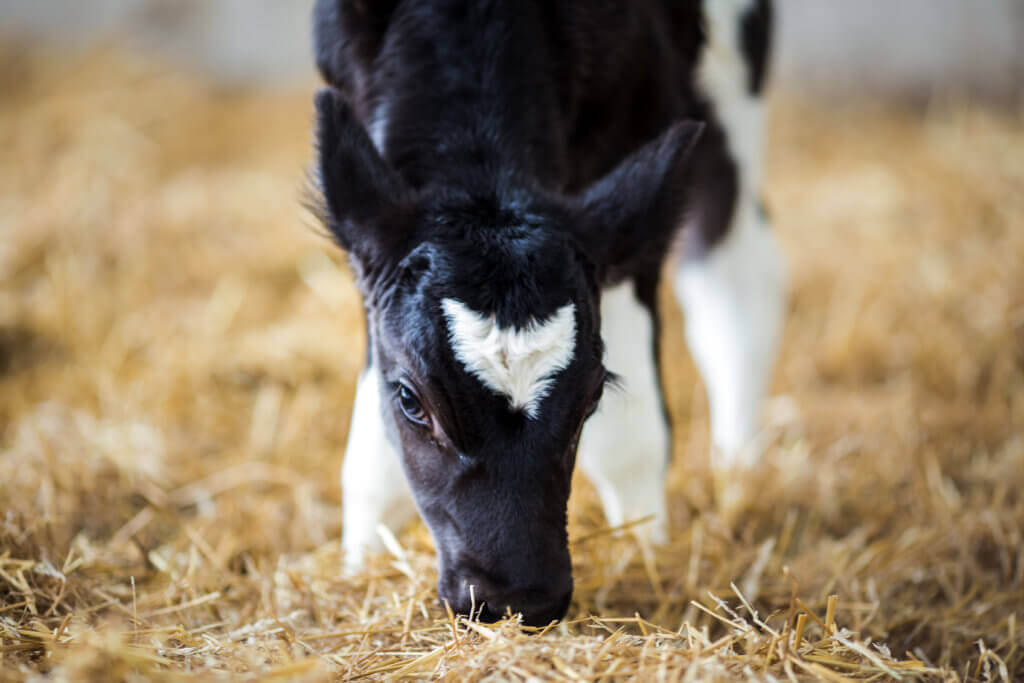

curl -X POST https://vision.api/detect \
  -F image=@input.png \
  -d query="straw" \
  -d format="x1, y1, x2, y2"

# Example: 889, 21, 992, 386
1, 43, 1022, 680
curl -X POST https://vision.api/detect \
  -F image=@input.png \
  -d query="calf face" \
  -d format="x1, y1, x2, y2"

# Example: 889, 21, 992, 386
315, 89, 701, 625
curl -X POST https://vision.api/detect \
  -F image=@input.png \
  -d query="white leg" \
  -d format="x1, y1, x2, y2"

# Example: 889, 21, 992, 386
675, 203, 785, 472
578, 280, 669, 544
341, 366, 417, 570
678, 0, 785, 475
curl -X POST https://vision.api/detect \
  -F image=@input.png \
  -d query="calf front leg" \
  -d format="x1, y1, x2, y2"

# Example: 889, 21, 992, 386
341, 366, 417, 571
673, 134, 785, 516
675, 201, 785, 473
674, 0, 785, 516
578, 279, 670, 544
671, 117, 784, 517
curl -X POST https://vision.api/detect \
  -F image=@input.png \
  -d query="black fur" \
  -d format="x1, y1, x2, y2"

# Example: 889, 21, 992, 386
740, 0, 773, 95
313, 0, 771, 626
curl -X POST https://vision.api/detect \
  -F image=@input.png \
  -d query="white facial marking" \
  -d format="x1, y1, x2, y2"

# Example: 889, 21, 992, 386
441, 298, 576, 418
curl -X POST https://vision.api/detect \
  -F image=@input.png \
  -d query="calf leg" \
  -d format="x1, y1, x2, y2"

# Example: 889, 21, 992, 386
674, 0, 784, 506
578, 279, 670, 544
675, 202, 784, 472
341, 366, 417, 570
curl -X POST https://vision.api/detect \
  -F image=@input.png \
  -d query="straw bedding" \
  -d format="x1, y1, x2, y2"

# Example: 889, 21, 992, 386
1, 45, 1022, 681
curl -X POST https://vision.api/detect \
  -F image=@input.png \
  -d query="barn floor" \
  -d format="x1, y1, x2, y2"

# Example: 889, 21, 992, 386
1, 47, 1022, 681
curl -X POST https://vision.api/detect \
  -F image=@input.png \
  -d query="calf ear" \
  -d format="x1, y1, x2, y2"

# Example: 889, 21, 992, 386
313, 0, 402, 90
314, 87, 413, 273
570, 121, 704, 277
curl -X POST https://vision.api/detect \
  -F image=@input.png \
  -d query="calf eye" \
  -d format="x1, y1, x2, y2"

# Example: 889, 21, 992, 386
396, 383, 430, 427
586, 370, 611, 418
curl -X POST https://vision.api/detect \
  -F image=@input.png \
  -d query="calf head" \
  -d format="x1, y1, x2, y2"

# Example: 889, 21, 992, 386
315, 88, 701, 626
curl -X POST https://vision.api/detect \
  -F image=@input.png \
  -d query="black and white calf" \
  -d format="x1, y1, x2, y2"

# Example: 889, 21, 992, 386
312, 0, 784, 626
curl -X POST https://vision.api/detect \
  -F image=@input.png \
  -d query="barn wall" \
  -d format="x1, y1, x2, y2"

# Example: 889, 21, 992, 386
2, 0, 1022, 97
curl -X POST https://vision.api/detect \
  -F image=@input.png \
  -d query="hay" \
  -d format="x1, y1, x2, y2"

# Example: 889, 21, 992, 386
1, 44, 1022, 681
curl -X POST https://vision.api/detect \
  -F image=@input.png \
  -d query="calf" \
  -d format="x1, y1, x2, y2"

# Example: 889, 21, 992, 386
312, 0, 784, 626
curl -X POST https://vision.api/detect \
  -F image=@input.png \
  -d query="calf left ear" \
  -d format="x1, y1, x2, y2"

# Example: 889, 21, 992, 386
569, 121, 704, 277
314, 87, 414, 275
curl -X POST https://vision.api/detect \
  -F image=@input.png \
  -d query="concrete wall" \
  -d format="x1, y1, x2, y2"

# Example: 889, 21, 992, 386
775, 0, 1023, 99
0, 0, 318, 83
2, 0, 1022, 97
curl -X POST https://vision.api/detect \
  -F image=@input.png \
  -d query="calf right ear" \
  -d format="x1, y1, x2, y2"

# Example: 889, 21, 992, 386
314, 88, 413, 274
568, 120, 704, 279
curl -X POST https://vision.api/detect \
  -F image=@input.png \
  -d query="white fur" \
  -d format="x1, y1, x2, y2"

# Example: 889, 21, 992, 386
673, 0, 785, 471
369, 101, 389, 153
578, 281, 669, 543
675, 205, 784, 469
341, 367, 417, 570
441, 298, 576, 418
698, 0, 764, 198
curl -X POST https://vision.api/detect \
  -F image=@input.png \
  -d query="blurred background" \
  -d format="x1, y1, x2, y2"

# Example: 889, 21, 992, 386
1, 1, 1022, 678
3, 0, 1022, 97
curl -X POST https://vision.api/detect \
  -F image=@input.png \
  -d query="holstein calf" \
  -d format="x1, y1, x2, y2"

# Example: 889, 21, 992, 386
312, 0, 783, 626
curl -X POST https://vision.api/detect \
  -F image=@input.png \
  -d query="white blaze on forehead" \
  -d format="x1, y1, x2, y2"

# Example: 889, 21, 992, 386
441, 298, 576, 418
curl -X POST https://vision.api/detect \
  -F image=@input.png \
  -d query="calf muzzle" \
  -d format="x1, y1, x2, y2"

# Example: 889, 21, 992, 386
439, 572, 573, 628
